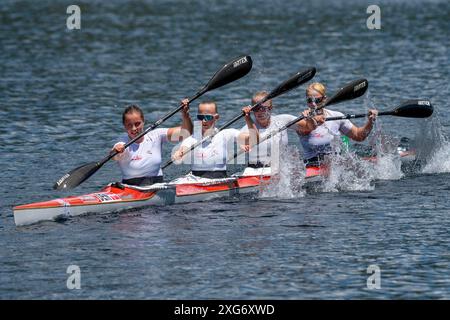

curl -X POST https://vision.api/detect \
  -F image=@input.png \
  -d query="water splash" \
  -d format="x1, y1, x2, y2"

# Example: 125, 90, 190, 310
365, 94, 404, 180
417, 112, 450, 173
257, 106, 443, 196
373, 151, 403, 180
320, 143, 375, 193
317, 120, 404, 192
259, 143, 306, 199
370, 128, 404, 181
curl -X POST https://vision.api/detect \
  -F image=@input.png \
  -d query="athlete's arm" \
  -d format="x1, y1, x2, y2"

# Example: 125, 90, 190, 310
296, 109, 325, 135
167, 100, 193, 142
237, 106, 259, 150
346, 109, 378, 142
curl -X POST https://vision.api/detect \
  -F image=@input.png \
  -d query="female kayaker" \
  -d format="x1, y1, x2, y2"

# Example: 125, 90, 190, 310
172, 100, 258, 179
239, 91, 299, 168
297, 82, 378, 167
112, 104, 192, 186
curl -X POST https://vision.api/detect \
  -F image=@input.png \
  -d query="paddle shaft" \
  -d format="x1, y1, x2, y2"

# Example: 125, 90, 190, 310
53, 55, 254, 190
230, 100, 334, 161
230, 113, 306, 162
100, 91, 204, 168
325, 99, 434, 122
250, 102, 431, 154
97, 55, 255, 168
229, 78, 369, 162
163, 67, 317, 169
231, 109, 372, 161
162, 96, 267, 169
232, 102, 431, 162
325, 111, 389, 122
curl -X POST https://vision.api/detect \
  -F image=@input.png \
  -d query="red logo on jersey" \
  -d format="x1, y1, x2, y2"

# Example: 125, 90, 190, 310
131, 155, 143, 161
312, 133, 323, 138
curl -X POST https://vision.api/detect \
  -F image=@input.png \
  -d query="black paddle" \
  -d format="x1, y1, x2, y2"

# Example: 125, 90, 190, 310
229, 78, 369, 162
325, 99, 433, 121
54, 55, 253, 190
162, 67, 317, 169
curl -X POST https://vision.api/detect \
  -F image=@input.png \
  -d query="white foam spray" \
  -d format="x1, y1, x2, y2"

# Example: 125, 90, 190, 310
418, 112, 450, 173
319, 137, 375, 192
318, 118, 404, 192
259, 139, 306, 199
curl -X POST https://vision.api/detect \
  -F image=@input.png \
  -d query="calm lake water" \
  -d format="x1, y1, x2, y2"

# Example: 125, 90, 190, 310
0, 0, 449, 299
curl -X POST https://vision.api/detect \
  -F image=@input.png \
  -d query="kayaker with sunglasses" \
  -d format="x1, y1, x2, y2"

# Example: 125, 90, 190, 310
172, 99, 258, 179
239, 91, 299, 168
297, 82, 378, 167
111, 104, 192, 186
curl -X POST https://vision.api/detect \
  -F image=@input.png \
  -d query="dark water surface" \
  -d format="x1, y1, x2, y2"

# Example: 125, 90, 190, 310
0, 0, 449, 299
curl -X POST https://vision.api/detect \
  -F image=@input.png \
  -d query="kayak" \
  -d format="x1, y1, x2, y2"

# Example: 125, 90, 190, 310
13, 167, 325, 226
13, 145, 417, 226
13, 174, 271, 226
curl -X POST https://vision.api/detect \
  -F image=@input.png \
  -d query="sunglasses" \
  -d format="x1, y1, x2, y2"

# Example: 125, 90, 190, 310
197, 114, 215, 121
306, 97, 324, 104
253, 105, 270, 112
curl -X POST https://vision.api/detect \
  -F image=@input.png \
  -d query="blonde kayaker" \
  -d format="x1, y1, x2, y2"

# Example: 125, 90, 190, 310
112, 104, 192, 186
297, 82, 378, 167
172, 100, 258, 178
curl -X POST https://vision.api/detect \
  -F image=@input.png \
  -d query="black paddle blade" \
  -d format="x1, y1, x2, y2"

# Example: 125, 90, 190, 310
53, 162, 101, 190
393, 99, 434, 118
266, 67, 316, 101
324, 78, 368, 107
202, 55, 253, 92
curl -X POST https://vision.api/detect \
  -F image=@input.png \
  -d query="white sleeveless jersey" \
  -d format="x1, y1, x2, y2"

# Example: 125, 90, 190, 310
180, 128, 240, 171
114, 128, 168, 179
240, 114, 298, 164
298, 109, 354, 159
